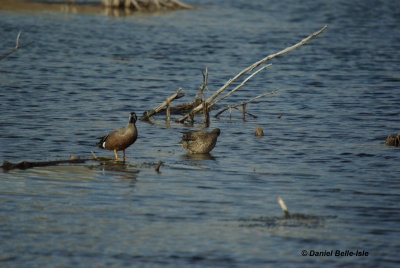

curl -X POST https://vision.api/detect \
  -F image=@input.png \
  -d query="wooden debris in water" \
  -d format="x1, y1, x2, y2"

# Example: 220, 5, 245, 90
0, 31, 34, 61
176, 25, 328, 123
1, 154, 115, 171
155, 160, 163, 172
385, 133, 400, 147
255, 126, 264, 137
101, 0, 194, 11
215, 89, 278, 119
2, 159, 87, 171
277, 197, 290, 218
141, 88, 184, 121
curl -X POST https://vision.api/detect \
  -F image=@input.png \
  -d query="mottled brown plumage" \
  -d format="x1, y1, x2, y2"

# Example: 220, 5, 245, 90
179, 128, 220, 154
96, 112, 138, 160
255, 126, 264, 137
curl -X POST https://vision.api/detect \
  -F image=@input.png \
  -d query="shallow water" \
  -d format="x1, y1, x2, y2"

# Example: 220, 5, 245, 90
1, 0, 400, 266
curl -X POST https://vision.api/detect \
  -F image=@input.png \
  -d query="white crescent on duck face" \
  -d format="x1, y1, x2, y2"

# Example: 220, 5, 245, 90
179, 128, 220, 154
96, 112, 138, 160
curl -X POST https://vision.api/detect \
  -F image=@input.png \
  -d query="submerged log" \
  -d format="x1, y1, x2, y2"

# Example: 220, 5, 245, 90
1, 154, 113, 171
2, 159, 88, 171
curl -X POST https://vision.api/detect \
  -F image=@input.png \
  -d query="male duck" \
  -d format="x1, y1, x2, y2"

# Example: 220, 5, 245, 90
179, 128, 220, 154
96, 112, 138, 160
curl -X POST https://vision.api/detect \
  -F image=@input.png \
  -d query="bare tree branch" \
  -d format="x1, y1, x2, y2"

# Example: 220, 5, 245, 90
141, 88, 184, 121
176, 25, 328, 123
0, 31, 34, 61
215, 89, 278, 119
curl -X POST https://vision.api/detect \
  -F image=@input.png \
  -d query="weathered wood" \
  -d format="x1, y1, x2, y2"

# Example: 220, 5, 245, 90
0, 31, 34, 61
177, 25, 328, 123
209, 64, 272, 109
101, 0, 194, 10
1, 154, 117, 171
141, 88, 184, 121
277, 197, 290, 218
385, 134, 400, 147
155, 160, 163, 173
2, 159, 87, 171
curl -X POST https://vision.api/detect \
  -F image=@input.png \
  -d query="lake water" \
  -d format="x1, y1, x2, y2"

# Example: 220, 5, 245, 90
1, 0, 400, 267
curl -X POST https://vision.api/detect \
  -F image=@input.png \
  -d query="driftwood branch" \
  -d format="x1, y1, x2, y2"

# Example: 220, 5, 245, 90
1, 151, 119, 171
195, 67, 208, 103
141, 88, 184, 121
2, 158, 88, 171
209, 64, 272, 109
215, 89, 278, 119
277, 197, 290, 218
176, 25, 328, 123
0, 31, 34, 61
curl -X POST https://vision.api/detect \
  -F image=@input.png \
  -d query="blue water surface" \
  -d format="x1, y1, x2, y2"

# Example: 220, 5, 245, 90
1, 0, 400, 267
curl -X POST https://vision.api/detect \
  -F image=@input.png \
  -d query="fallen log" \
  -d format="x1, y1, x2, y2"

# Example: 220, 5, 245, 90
2, 158, 88, 171
1, 153, 113, 171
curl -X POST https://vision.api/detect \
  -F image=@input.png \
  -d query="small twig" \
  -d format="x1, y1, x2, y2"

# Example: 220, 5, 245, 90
0, 31, 34, 61
203, 101, 210, 126
166, 99, 171, 122
215, 89, 278, 119
91, 151, 98, 160
195, 67, 208, 103
277, 197, 290, 218
232, 106, 257, 118
155, 160, 163, 173
15, 31, 21, 48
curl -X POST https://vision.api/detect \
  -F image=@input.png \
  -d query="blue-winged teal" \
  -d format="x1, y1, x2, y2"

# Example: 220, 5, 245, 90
179, 128, 220, 154
96, 112, 138, 160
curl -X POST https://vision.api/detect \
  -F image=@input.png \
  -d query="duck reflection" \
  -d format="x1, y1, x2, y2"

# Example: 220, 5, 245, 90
181, 153, 216, 161
97, 161, 139, 180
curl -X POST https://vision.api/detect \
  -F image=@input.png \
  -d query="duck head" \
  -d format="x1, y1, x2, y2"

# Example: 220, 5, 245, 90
129, 112, 137, 124
212, 128, 221, 136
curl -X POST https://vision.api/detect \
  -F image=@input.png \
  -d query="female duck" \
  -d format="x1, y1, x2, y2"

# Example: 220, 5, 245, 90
179, 128, 220, 154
